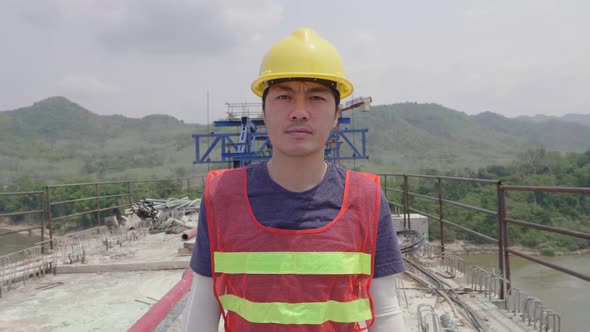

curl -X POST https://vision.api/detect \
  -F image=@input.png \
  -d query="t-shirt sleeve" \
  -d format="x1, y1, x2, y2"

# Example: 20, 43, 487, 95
189, 199, 213, 277
373, 189, 405, 278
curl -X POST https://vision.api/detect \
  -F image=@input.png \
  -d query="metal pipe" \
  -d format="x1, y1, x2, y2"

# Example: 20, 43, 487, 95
438, 177, 445, 255
471, 267, 483, 290
181, 228, 197, 241
127, 182, 132, 207
529, 301, 543, 326
40, 191, 45, 244
51, 209, 101, 222
545, 313, 560, 332
386, 187, 405, 194
98, 204, 131, 213
509, 288, 524, 316
46, 176, 205, 188
96, 183, 101, 227
46, 186, 53, 248
497, 183, 506, 301
475, 271, 486, 292
407, 190, 439, 202
128, 269, 194, 332
378, 173, 499, 184
523, 298, 541, 323
441, 199, 496, 215
0, 209, 44, 218
95, 193, 130, 200
501, 185, 590, 194
407, 207, 499, 244
505, 217, 590, 240
49, 196, 98, 206
403, 175, 410, 229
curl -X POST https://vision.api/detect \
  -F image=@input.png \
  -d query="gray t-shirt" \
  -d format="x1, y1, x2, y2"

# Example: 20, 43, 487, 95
190, 162, 405, 278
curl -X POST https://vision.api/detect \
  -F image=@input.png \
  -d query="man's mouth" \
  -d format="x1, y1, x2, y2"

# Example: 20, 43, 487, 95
286, 127, 312, 134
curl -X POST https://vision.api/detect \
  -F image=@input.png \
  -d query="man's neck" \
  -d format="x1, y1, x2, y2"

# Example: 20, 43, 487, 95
267, 155, 328, 192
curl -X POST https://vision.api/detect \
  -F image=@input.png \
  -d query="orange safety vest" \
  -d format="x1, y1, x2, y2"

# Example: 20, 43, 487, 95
206, 167, 380, 331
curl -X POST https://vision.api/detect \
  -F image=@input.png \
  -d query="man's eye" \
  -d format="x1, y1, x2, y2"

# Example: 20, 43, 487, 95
276, 95, 290, 100
311, 96, 326, 101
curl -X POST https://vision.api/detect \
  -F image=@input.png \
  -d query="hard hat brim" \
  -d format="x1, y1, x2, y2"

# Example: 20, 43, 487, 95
252, 73, 353, 99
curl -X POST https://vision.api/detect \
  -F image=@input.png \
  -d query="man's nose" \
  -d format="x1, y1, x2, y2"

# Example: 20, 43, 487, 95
290, 97, 309, 120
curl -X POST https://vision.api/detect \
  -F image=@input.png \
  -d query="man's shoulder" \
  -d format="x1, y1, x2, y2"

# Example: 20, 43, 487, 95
342, 167, 379, 183
206, 167, 246, 190
207, 167, 244, 178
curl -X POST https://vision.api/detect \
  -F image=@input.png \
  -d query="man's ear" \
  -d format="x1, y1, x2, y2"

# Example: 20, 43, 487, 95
333, 106, 340, 129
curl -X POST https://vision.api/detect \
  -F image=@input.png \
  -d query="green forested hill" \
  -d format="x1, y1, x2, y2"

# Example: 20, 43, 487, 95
352, 103, 590, 172
517, 113, 590, 128
1, 97, 589, 184
0, 97, 209, 183
473, 111, 590, 151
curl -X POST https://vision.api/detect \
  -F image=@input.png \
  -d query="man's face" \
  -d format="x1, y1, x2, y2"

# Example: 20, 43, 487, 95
263, 80, 339, 159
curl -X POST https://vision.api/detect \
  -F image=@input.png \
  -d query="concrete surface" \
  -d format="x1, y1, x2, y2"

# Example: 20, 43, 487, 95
0, 224, 536, 332
0, 231, 191, 332
0, 270, 182, 332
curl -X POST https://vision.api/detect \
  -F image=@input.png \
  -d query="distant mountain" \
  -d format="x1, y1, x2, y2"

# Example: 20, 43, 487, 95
562, 113, 590, 127
0, 97, 207, 183
473, 111, 590, 151
517, 113, 590, 128
353, 104, 589, 171
1, 97, 589, 183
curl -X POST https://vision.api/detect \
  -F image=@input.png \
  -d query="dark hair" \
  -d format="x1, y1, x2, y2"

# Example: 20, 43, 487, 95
261, 78, 340, 111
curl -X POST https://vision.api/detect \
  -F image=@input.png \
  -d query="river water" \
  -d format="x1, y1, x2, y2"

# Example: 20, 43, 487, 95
0, 233, 41, 256
463, 253, 590, 332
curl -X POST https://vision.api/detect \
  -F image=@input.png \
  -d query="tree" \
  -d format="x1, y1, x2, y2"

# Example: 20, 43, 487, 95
516, 146, 548, 175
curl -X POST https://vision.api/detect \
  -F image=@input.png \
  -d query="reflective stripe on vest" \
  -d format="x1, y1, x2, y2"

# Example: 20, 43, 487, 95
214, 251, 372, 275
219, 295, 372, 324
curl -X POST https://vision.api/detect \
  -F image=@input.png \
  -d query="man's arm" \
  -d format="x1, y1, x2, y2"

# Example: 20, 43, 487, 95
370, 274, 407, 331
370, 188, 407, 331
185, 199, 221, 331
183, 273, 221, 332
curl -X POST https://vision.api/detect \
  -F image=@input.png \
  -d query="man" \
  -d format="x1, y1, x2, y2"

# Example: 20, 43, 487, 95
185, 28, 406, 331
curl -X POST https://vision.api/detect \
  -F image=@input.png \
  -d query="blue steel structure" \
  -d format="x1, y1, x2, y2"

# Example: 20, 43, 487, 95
193, 99, 370, 168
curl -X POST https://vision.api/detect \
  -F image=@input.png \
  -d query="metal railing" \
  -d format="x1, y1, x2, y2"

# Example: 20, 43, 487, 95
0, 223, 150, 298
379, 173, 590, 302
0, 174, 206, 297
1, 175, 206, 248
0, 191, 45, 242
499, 185, 590, 283
45, 175, 206, 244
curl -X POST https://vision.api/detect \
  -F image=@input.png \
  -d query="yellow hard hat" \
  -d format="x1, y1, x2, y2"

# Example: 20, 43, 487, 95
251, 28, 354, 99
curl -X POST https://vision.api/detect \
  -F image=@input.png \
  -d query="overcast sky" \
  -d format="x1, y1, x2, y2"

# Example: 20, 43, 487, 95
1, 0, 589, 124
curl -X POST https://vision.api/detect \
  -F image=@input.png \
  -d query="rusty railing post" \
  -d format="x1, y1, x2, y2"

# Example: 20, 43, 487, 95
438, 177, 445, 255
497, 183, 509, 301
40, 191, 45, 243
127, 182, 132, 206
96, 183, 101, 227
46, 186, 53, 249
403, 175, 410, 230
